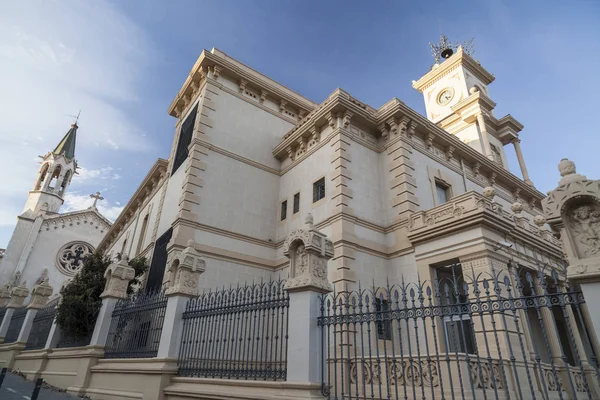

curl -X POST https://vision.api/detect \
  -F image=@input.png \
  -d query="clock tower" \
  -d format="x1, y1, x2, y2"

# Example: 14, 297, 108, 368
412, 36, 533, 186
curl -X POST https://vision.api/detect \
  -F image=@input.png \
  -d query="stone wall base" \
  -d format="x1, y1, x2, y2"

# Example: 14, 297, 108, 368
0, 342, 26, 369
13, 348, 50, 380
164, 378, 325, 400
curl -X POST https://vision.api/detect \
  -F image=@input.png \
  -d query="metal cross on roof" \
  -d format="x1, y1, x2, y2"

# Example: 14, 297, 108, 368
90, 191, 104, 207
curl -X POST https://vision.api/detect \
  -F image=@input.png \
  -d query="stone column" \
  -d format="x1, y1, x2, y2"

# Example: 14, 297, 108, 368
543, 159, 600, 359
17, 279, 53, 343
157, 240, 205, 358
0, 283, 30, 340
511, 139, 533, 186
477, 113, 494, 161
89, 257, 135, 347
283, 214, 334, 387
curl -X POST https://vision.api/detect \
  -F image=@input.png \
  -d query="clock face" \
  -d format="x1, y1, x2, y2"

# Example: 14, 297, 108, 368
437, 88, 455, 106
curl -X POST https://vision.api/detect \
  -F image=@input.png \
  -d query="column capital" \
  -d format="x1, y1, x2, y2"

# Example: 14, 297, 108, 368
283, 214, 334, 293
511, 138, 522, 145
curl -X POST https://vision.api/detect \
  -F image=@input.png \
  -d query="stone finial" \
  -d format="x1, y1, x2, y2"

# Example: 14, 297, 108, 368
8, 282, 30, 309
305, 213, 314, 230
557, 158, 587, 185
28, 279, 54, 309
511, 201, 524, 214
482, 186, 496, 200
101, 258, 136, 299
533, 215, 546, 228
165, 240, 206, 297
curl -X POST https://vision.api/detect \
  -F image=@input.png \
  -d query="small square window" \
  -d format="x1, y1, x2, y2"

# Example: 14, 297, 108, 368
313, 178, 325, 203
281, 200, 287, 221
435, 181, 450, 205
293, 192, 300, 214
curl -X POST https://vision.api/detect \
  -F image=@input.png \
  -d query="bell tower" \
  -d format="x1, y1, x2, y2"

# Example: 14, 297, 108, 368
23, 123, 78, 215
412, 36, 534, 186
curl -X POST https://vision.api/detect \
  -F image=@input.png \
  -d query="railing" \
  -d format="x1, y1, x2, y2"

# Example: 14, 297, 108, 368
25, 297, 59, 350
104, 290, 167, 359
3, 308, 28, 343
318, 265, 600, 400
0, 307, 6, 326
178, 279, 290, 381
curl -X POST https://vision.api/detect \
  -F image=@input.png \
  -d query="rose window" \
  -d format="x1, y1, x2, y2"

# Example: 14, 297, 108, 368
56, 241, 94, 276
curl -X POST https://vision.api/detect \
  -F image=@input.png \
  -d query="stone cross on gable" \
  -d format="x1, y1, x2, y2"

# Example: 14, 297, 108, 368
90, 191, 104, 207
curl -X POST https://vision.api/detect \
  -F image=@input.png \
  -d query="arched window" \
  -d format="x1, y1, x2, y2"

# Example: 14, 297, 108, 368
48, 166, 62, 192
35, 163, 50, 190
59, 170, 72, 196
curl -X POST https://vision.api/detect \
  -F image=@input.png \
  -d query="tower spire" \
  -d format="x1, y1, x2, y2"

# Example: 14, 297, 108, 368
53, 122, 78, 160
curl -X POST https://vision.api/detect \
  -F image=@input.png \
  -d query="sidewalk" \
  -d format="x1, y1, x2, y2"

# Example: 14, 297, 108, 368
1, 371, 81, 400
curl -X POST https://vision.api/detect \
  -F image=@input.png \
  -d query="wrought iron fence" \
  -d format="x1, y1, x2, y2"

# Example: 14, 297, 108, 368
178, 279, 290, 381
25, 297, 59, 350
0, 307, 6, 326
104, 290, 167, 359
318, 264, 600, 400
4, 307, 28, 343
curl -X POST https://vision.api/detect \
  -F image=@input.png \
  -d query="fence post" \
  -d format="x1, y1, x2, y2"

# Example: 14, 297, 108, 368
283, 214, 334, 385
17, 279, 53, 344
0, 283, 30, 341
157, 240, 205, 359
89, 257, 135, 347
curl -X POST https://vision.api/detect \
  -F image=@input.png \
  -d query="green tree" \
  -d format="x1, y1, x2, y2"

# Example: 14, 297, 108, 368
56, 252, 110, 339
56, 252, 150, 340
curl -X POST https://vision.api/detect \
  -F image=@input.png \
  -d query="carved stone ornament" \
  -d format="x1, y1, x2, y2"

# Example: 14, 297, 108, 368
8, 282, 30, 309
283, 213, 334, 293
0, 284, 12, 308
28, 278, 54, 309
165, 240, 206, 297
482, 186, 496, 200
56, 241, 94, 277
101, 256, 135, 299
543, 158, 600, 282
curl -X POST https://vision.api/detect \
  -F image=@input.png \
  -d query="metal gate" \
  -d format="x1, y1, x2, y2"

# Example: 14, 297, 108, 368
318, 265, 600, 400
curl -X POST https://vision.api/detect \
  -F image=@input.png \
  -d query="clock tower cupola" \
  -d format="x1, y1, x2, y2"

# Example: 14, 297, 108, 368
412, 35, 534, 186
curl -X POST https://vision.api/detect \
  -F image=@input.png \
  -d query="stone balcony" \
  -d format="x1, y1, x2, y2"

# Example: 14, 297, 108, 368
408, 191, 562, 252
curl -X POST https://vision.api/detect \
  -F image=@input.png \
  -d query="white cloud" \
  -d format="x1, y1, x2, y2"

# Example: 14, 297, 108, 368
0, 1, 157, 246
63, 193, 124, 222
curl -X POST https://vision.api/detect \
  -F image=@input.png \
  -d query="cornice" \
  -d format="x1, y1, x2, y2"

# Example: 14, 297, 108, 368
97, 158, 169, 253
412, 47, 495, 93
169, 48, 317, 119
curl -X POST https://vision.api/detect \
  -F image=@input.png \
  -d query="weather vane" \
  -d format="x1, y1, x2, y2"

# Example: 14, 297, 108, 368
429, 35, 475, 63
67, 110, 81, 126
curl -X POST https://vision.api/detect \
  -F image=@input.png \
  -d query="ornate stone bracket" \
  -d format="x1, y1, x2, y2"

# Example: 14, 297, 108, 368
283, 214, 334, 293
101, 256, 135, 299
8, 282, 30, 309
165, 240, 206, 297
28, 279, 54, 309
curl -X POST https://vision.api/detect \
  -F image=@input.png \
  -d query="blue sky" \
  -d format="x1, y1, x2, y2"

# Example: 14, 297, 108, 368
0, 0, 599, 247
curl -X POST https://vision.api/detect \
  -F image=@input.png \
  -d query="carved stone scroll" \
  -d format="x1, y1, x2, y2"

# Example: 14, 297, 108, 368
283, 214, 334, 293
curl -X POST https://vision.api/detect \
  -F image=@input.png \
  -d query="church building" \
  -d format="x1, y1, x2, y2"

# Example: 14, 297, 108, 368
97, 41, 563, 299
0, 123, 111, 292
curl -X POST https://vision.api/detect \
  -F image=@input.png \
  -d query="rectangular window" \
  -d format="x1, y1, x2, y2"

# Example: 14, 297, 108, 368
437, 263, 475, 354
313, 177, 325, 203
435, 181, 449, 204
281, 200, 287, 221
375, 298, 392, 341
172, 104, 198, 175
293, 192, 300, 214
